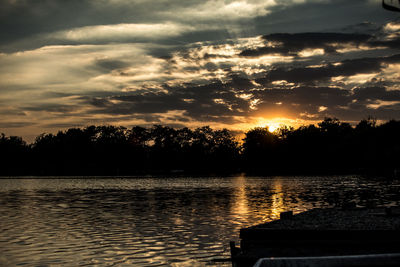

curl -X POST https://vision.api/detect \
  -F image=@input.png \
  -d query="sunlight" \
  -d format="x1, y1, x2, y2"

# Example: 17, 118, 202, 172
270, 178, 286, 220
231, 174, 250, 224
253, 117, 289, 133
267, 124, 279, 133
236, 116, 320, 134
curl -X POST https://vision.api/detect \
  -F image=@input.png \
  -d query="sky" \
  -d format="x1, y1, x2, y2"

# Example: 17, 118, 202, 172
1, 0, 400, 142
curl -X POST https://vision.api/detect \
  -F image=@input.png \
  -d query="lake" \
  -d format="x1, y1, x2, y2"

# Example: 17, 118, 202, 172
1, 175, 400, 266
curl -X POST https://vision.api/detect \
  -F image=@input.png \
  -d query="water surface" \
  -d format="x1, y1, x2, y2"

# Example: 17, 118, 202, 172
1, 175, 399, 266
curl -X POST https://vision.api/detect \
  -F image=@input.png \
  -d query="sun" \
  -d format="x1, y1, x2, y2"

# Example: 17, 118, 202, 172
266, 123, 280, 133
253, 117, 284, 133
250, 116, 306, 133
236, 116, 302, 134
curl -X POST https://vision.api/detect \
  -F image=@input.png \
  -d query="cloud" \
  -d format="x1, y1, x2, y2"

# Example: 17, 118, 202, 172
168, 0, 276, 20
0, 122, 36, 128
0, 0, 276, 52
353, 86, 400, 102
240, 32, 372, 57
1, 0, 394, 53
253, 0, 393, 34
91, 59, 131, 73
51, 23, 195, 44
1, 0, 400, 141
41, 123, 84, 129
256, 54, 400, 85
22, 104, 79, 113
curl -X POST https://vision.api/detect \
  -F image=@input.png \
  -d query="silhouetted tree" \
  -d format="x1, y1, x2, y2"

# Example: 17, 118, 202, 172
2, 118, 400, 176
242, 127, 278, 172
276, 125, 294, 140
0, 133, 29, 175
376, 120, 400, 171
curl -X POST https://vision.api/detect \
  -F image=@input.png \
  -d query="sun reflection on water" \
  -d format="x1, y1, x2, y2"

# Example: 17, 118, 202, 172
231, 175, 289, 226
270, 178, 286, 220
232, 175, 249, 223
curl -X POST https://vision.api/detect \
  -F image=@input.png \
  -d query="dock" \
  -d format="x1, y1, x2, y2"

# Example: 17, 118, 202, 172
231, 206, 400, 267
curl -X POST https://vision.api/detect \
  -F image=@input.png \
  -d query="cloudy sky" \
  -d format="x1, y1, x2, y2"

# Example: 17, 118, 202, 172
1, 0, 399, 141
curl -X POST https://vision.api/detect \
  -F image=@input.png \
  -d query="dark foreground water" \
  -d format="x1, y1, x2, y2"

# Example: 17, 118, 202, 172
1, 175, 400, 266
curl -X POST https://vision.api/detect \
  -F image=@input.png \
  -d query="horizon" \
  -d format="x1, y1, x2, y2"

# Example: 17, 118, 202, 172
1, 116, 395, 144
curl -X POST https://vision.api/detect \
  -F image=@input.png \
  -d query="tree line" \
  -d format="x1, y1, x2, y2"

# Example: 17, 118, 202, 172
1, 118, 399, 176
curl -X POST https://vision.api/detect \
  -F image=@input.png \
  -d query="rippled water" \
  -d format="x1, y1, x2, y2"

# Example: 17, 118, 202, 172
1, 175, 400, 266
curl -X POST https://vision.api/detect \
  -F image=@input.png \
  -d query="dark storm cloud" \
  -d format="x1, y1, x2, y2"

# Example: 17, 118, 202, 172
290, 86, 350, 106
22, 104, 78, 113
1, 0, 395, 53
0, 0, 198, 43
92, 59, 131, 73
80, 77, 252, 123
77, 55, 400, 123
43, 92, 78, 98
85, 97, 113, 108
251, 88, 291, 102
340, 22, 381, 34
83, 93, 185, 115
329, 101, 400, 122
370, 104, 400, 117
251, 86, 351, 112
0, 0, 251, 53
256, 54, 400, 85
240, 33, 372, 57
353, 86, 400, 102
83, 84, 283, 122
251, 84, 400, 121
253, 0, 396, 35
0, 0, 93, 44
41, 123, 83, 129
0, 122, 36, 128
0, 109, 26, 116
172, 79, 251, 115
240, 30, 400, 58
371, 38, 400, 50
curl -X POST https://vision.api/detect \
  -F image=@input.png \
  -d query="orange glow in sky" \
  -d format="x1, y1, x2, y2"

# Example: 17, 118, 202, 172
251, 117, 297, 133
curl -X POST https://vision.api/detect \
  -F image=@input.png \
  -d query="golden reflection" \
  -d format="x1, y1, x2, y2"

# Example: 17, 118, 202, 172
270, 178, 286, 220
232, 174, 249, 220
231, 176, 290, 224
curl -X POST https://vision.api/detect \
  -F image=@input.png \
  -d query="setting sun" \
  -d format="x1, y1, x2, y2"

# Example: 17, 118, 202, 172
252, 117, 296, 133
266, 123, 280, 133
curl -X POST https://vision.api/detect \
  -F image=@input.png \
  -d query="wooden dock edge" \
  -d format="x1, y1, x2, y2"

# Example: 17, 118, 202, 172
253, 253, 400, 267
